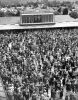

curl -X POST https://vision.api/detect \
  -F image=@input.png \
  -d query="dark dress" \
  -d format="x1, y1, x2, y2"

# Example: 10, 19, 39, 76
32, 94, 37, 100
66, 83, 71, 91
65, 95, 69, 100
51, 89, 55, 99
70, 94, 76, 100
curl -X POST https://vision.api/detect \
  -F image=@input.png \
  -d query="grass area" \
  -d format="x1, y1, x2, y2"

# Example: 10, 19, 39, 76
0, 17, 20, 25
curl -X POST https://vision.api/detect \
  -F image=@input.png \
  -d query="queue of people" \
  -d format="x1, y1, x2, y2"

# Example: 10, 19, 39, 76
0, 28, 78, 100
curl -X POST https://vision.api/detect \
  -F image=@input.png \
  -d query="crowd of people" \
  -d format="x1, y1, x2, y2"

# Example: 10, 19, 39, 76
0, 28, 78, 100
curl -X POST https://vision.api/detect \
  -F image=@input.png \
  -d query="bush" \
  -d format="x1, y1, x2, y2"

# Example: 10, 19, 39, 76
0, 11, 5, 17
58, 7, 61, 13
41, 4, 47, 9
33, 2, 38, 8
15, 10, 20, 16
69, 11, 78, 19
54, 11, 60, 15
63, 8, 68, 15
47, 1, 61, 7
5, 10, 20, 16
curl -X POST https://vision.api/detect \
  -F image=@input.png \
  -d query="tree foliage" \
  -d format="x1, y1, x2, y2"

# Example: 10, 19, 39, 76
63, 8, 68, 15
69, 11, 78, 19
0, 11, 5, 17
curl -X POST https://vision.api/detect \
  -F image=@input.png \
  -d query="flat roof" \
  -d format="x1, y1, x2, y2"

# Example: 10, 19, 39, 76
22, 9, 54, 15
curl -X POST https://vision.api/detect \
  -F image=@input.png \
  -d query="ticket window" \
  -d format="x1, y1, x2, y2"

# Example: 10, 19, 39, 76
22, 16, 26, 23
26, 17, 28, 23
30, 15, 34, 23
48, 15, 50, 22
51, 15, 53, 22
37, 15, 42, 23
49, 15, 51, 22
34, 15, 38, 23
29, 17, 31, 23
42, 15, 45, 22
45, 14, 52, 22
44, 15, 47, 22
27, 16, 31, 23
45, 15, 48, 22
25, 17, 27, 23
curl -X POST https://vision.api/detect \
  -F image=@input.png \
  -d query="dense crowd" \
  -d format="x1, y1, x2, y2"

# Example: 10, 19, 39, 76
0, 28, 78, 100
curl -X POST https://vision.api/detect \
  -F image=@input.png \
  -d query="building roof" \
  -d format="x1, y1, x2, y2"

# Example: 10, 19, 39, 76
22, 8, 54, 15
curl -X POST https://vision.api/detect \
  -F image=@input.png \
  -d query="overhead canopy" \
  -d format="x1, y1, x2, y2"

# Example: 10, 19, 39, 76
22, 8, 54, 15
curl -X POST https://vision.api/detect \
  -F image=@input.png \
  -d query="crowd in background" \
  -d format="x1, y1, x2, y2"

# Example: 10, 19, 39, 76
0, 28, 78, 100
